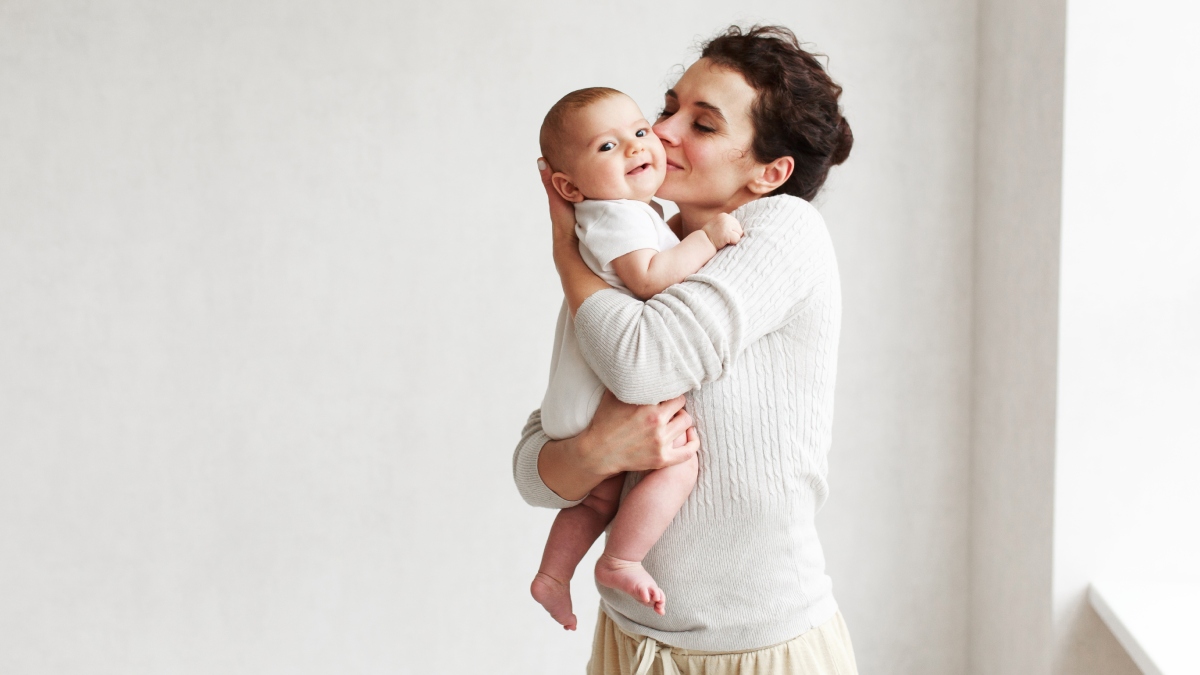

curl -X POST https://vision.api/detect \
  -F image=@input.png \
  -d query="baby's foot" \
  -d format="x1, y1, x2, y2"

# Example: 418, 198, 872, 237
531, 572, 578, 630
595, 553, 666, 616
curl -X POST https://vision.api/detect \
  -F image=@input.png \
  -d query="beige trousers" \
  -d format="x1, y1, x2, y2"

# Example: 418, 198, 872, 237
586, 609, 860, 675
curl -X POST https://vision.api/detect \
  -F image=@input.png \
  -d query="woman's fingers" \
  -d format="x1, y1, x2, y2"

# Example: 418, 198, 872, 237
665, 408, 693, 447
672, 429, 689, 448
537, 156, 575, 228
679, 427, 700, 460
660, 396, 692, 450
664, 427, 700, 465
537, 157, 554, 192
537, 156, 565, 215
658, 395, 688, 417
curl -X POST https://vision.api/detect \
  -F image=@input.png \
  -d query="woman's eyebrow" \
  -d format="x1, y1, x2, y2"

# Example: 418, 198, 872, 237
664, 89, 725, 123
694, 101, 726, 123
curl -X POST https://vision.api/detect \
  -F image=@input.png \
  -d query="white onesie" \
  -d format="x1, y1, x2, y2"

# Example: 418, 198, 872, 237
540, 199, 681, 440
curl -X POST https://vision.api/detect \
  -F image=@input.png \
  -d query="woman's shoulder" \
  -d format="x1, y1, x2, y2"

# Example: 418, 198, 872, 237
732, 194, 826, 231
730, 194, 834, 258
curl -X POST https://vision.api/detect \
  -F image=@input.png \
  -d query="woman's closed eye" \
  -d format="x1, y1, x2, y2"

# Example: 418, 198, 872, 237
657, 107, 715, 134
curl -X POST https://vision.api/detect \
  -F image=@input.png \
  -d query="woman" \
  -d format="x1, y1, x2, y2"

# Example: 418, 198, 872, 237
513, 25, 856, 674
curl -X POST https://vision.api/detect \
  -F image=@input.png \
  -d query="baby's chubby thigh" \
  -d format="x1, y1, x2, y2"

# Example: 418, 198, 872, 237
634, 451, 699, 509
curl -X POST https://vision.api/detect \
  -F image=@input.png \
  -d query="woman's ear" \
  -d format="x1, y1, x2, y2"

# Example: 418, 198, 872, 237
551, 173, 586, 203
748, 156, 794, 195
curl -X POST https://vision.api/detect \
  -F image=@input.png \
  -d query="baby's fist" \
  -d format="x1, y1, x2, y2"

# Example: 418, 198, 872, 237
703, 213, 744, 250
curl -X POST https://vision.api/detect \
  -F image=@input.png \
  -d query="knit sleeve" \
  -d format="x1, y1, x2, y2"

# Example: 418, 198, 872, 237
511, 408, 586, 509
573, 195, 836, 405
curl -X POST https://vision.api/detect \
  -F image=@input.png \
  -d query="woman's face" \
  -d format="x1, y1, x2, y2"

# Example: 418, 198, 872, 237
652, 58, 761, 210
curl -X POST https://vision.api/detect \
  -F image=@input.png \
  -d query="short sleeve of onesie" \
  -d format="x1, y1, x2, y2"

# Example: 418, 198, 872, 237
575, 200, 664, 271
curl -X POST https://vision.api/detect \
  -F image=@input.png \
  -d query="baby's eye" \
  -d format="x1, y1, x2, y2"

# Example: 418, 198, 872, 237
599, 142, 615, 152
635, 129, 647, 137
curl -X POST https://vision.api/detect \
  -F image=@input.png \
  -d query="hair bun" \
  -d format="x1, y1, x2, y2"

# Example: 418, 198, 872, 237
702, 24, 850, 200
830, 116, 853, 166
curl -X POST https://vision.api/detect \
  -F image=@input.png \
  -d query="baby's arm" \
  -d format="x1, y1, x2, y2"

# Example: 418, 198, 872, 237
609, 213, 744, 300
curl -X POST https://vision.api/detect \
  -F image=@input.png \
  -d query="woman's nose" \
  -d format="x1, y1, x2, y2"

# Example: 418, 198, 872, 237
653, 118, 679, 145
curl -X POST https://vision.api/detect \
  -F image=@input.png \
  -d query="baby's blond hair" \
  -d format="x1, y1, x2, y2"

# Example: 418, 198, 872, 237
538, 87, 623, 173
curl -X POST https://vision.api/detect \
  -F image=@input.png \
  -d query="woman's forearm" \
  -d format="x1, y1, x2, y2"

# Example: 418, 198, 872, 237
536, 433, 613, 503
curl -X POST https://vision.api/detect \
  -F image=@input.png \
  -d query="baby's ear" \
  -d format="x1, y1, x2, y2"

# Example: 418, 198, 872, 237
551, 173, 586, 203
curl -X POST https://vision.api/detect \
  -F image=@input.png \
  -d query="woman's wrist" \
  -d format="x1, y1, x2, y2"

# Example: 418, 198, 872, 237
536, 431, 611, 503
573, 423, 618, 477
551, 232, 578, 272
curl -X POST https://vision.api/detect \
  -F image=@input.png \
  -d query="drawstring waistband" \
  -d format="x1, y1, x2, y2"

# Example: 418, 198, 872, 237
633, 634, 681, 675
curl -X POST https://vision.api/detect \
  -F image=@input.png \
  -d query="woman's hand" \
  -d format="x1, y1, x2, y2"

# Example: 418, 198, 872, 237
537, 391, 699, 502
537, 158, 610, 315
537, 158, 578, 255
583, 391, 699, 475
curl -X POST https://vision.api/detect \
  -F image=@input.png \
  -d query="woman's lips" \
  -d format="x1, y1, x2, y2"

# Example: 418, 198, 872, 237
665, 159, 684, 171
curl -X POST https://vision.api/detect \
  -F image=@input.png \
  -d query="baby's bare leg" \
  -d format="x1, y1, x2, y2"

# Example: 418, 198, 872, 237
595, 453, 699, 616
530, 474, 624, 630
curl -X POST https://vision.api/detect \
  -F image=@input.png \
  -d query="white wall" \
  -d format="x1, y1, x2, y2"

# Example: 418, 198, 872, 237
967, 0, 1067, 673
0, 1, 980, 673
1054, 1, 1200, 673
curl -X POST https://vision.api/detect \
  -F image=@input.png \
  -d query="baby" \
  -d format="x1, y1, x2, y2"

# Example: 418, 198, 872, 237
531, 87, 743, 630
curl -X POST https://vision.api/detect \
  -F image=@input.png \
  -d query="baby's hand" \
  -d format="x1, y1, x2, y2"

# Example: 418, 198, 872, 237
702, 213, 744, 250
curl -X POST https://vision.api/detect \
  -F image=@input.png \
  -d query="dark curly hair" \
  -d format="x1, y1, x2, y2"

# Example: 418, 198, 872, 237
701, 25, 852, 201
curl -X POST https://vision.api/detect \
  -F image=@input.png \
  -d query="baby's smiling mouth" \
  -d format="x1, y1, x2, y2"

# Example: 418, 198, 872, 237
627, 162, 652, 175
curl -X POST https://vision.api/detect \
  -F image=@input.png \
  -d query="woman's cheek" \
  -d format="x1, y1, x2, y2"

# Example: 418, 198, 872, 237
686, 148, 714, 189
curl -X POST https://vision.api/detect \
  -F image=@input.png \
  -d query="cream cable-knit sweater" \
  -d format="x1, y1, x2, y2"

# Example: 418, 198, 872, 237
513, 194, 842, 652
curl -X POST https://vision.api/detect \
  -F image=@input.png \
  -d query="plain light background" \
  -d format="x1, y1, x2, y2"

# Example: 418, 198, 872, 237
1, 1, 1194, 674
0, 1, 977, 672
0, 1, 976, 672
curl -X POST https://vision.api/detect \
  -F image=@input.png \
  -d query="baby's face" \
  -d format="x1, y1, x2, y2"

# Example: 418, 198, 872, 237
561, 95, 666, 202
